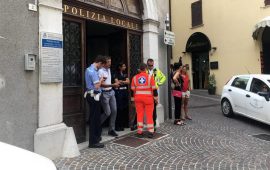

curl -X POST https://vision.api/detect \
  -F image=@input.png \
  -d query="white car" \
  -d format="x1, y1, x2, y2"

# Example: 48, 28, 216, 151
0, 142, 56, 170
221, 74, 270, 125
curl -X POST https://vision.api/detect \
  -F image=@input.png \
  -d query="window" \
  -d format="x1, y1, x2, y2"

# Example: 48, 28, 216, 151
265, 0, 270, 6
250, 78, 269, 93
191, 0, 202, 27
231, 77, 249, 90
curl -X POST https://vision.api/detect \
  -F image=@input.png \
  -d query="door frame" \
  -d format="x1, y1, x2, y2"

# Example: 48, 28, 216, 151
63, 15, 87, 143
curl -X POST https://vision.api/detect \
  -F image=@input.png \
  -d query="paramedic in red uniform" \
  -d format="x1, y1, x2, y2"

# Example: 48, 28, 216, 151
131, 63, 158, 138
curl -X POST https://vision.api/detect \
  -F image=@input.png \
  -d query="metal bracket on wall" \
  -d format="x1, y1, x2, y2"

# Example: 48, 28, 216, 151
28, 0, 38, 11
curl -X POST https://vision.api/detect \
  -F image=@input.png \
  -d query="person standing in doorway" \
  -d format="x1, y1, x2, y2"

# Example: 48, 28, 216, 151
146, 58, 166, 131
114, 63, 130, 131
180, 65, 191, 120
131, 63, 158, 138
85, 55, 106, 148
99, 56, 120, 137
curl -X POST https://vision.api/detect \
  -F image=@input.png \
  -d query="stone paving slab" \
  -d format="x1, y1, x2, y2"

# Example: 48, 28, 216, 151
55, 92, 270, 170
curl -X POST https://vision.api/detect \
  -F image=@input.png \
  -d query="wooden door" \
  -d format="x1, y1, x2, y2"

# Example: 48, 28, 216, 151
63, 18, 86, 143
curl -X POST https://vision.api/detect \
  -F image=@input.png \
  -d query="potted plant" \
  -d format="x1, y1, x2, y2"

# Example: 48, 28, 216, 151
208, 73, 216, 95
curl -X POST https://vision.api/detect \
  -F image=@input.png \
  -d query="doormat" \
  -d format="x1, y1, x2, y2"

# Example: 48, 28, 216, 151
132, 132, 167, 140
252, 134, 270, 142
113, 136, 149, 148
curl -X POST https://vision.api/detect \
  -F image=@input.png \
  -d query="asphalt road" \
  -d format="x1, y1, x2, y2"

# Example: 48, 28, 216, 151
55, 90, 270, 170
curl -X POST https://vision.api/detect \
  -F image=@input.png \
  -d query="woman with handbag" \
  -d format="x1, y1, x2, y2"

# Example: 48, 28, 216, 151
172, 63, 185, 126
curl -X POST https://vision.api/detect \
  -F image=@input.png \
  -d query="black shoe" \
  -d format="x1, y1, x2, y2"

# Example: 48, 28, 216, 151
108, 130, 118, 137
88, 143, 104, 148
148, 133, 154, 138
135, 133, 143, 138
130, 125, 137, 131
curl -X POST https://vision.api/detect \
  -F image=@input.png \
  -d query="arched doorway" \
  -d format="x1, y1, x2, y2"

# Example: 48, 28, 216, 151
262, 27, 270, 74
186, 32, 211, 89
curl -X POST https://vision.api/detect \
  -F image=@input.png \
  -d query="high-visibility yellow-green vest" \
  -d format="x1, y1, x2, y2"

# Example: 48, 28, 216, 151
147, 68, 166, 88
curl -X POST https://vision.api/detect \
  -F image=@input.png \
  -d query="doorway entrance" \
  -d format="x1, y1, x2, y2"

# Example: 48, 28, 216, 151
192, 53, 209, 89
63, 17, 142, 143
186, 32, 211, 89
86, 21, 126, 71
262, 27, 270, 74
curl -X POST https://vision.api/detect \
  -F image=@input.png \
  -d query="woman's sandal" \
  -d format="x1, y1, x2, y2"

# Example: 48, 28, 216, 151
185, 116, 192, 120
174, 119, 180, 125
176, 120, 186, 126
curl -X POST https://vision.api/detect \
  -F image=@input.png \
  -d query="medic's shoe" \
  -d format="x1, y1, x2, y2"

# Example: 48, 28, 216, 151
147, 133, 154, 138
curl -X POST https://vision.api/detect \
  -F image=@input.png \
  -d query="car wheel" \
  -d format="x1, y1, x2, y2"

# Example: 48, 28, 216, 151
221, 99, 234, 117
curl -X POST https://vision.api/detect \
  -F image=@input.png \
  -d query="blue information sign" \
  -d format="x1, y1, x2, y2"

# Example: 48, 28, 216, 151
42, 39, 63, 48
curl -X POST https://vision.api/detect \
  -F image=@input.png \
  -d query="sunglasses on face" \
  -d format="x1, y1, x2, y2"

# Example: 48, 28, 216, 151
147, 65, 153, 67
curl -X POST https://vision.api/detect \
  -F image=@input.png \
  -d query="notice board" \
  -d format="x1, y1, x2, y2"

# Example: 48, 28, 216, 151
40, 32, 63, 83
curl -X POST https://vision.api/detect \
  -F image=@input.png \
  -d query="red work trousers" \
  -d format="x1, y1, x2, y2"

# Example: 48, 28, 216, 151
134, 95, 154, 134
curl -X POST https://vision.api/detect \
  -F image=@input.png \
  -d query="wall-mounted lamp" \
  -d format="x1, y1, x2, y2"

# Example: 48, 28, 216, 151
210, 47, 217, 55
212, 47, 217, 51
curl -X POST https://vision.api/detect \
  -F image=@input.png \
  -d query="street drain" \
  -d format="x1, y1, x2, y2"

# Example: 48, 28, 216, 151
252, 134, 270, 141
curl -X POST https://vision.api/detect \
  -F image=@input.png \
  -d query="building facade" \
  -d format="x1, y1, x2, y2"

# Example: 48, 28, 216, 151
171, 0, 270, 94
0, 0, 170, 159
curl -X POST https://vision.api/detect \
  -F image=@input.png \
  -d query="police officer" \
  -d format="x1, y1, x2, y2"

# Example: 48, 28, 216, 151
85, 55, 106, 148
114, 63, 130, 131
146, 58, 166, 131
131, 63, 158, 138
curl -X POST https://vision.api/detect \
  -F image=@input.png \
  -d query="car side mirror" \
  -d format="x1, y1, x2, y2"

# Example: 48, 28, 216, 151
258, 92, 270, 101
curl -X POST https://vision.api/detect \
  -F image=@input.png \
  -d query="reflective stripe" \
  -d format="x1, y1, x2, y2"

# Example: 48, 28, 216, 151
135, 91, 152, 95
136, 86, 151, 89
147, 124, 154, 128
149, 129, 154, 133
137, 127, 143, 131
137, 122, 143, 126
152, 86, 157, 89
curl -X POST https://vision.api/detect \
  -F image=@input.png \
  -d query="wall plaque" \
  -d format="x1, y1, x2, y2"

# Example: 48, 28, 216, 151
40, 32, 63, 83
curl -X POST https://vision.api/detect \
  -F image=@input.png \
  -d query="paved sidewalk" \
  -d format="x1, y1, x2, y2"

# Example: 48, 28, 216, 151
55, 90, 270, 170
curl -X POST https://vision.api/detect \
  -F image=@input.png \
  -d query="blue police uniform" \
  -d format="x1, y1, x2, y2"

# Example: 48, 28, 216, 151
85, 64, 102, 146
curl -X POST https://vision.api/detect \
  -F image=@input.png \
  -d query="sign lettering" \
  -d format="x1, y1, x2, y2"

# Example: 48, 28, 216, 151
63, 4, 142, 31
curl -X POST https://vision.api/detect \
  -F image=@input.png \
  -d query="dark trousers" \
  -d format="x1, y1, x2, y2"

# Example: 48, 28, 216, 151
115, 89, 129, 128
87, 94, 102, 145
153, 102, 157, 127
129, 103, 137, 128
174, 96, 182, 120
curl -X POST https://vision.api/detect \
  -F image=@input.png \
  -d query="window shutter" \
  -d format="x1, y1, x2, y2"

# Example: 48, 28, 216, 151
191, 1, 202, 27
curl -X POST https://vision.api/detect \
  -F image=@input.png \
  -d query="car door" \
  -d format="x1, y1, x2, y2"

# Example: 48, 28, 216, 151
246, 78, 270, 123
229, 76, 250, 114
